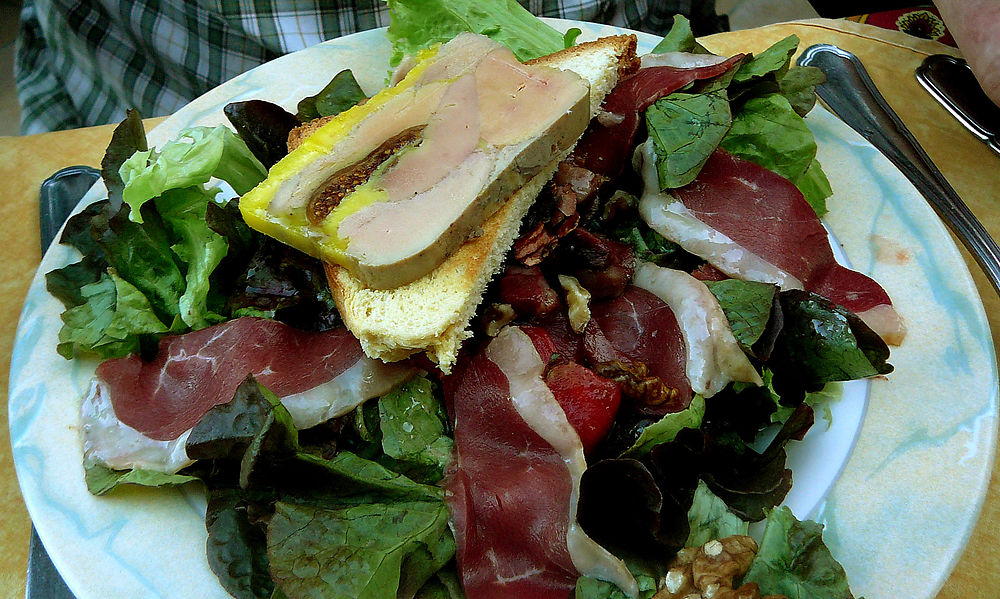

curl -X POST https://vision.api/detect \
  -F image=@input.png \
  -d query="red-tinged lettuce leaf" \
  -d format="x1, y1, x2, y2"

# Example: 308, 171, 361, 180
206, 199, 342, 332
101, 108, 147, 208
295, 69, 367, 122
579, 457, 684, 559
224, 100, 300, 169
187, 375, 278, 461
267, 500, 453, 599
205, 488, 275, 599
742, 506, 857, 599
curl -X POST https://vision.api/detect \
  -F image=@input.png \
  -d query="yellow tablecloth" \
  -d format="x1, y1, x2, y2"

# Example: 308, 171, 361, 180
0, 18, 996, 599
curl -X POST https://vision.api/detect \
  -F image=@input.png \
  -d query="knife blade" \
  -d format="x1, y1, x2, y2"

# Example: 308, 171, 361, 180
797, 44, 1000, 298
916, 54, 1000, 156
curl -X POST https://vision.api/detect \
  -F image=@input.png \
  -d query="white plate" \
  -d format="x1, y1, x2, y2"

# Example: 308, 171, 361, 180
8, 20, 998, 599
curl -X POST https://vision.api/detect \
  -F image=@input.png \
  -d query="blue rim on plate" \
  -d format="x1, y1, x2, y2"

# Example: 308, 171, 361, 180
8, 20, 998, 599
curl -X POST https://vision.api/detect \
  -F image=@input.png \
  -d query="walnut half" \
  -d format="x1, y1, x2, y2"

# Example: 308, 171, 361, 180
654, 536, 787, 599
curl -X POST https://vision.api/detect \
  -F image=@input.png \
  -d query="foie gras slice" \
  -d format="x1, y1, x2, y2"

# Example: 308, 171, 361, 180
239, 33, 591, 289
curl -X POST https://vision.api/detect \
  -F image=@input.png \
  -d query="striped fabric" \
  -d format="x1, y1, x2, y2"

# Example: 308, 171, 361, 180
14, 0, 715, 134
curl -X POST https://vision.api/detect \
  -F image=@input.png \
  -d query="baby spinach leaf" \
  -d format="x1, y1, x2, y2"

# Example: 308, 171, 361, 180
651, 14, 698, 54
742, 506, 856, 599
731, 35, 798, 86
779, 65, 826, 117
721, 93, 829, 216
267, 500, 453, 599
646, 90, 732, 190
378, 377, 453, 482
771, 290, 893, 390
296, 69, 367, 121
706, 279, 777, 351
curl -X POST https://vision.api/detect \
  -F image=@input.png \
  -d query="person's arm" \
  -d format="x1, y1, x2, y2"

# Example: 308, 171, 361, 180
935, 0, 1000, 106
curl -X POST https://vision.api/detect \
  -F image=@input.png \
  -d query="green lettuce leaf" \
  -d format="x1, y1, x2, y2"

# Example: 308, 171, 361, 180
385, 0, 566, 67
155, 187, 230, 328
646, 90, 732, 189
742, 506, 856, 599
84, 461, 198, 496
119, 125, 266, 222
721, 93, 829, 216
267, 500, 453, 599
56, 272, 172, 359
685, 480, 748, 547
705, 279, 776, 351
96, 202, 187, 322
623, 395, 706, 458
296, 69, 367, 121
574, 573, 657, 599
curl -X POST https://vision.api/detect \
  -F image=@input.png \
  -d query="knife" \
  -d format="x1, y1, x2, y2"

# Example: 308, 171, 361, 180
797, 44, 1000, 298
31, 165, 98, 599
916, 54, 1000, 156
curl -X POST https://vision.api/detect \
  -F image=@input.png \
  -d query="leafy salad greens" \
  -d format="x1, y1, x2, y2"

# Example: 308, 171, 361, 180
46, 2, 895, 599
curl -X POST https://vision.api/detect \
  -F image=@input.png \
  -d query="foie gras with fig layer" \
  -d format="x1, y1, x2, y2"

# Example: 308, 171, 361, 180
239, 33, 591, 289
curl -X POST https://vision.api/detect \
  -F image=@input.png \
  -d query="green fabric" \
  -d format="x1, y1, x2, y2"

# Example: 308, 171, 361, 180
13, 0, 689, 134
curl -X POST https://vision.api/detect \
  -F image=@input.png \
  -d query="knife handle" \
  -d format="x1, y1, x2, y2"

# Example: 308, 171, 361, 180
916, 54, 1000, 155
39, 165, 100, 253
798, 44, 1000, 298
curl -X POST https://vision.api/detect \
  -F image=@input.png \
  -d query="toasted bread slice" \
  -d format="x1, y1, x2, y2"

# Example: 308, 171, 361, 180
309, 35, 638, 372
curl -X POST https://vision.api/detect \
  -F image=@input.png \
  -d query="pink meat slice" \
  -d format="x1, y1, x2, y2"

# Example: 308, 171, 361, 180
588, 286, 692, 411
96, 317, 364, 440
573, 55, 745, 178
674, 149, 894, 315
446, 337, 579, 599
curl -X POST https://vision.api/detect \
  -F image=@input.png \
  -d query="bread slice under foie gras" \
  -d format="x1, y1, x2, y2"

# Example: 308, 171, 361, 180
316, 34, 640, 372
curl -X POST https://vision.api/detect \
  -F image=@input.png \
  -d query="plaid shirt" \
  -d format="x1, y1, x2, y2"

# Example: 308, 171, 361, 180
14, 0, 715, 134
